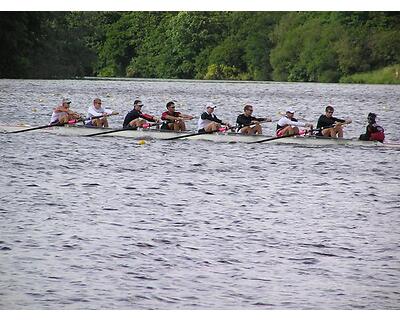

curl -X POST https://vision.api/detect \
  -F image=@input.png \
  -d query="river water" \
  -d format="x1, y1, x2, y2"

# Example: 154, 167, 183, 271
0, 79, 399, 309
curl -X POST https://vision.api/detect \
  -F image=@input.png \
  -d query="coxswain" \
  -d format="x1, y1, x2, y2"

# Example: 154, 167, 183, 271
359, 112, 385, 142
123, 100, 159, 129
49, 98, 81, 125
86, 98, 118, 128
160, 101, 193, 131
236, 104, 271, 135
197, 102, 230, 133
316, 106, 352, 138
276, 108, 313, 136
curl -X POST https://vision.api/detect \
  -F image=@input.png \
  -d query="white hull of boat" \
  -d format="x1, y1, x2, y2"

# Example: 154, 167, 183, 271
1, 124, 399, 149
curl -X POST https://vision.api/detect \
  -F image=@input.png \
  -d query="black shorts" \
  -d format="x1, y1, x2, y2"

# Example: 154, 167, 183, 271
198, 128, 206, 134
161, 122, 172, 130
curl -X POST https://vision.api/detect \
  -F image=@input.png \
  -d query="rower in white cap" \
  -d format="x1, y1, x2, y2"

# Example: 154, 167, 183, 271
197, 102, 231, 133
49, 98, 81, 125
276, 108, 313, 137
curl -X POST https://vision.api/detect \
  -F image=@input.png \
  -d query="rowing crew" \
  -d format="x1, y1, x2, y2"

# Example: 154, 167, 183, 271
50, 97, 119, 127
50, 98, 385, 142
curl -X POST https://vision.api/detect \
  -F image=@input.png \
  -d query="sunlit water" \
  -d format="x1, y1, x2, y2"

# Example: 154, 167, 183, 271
0, 79, 399, 309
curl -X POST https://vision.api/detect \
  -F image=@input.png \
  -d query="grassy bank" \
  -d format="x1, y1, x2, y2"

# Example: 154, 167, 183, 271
341, 64, 400, 84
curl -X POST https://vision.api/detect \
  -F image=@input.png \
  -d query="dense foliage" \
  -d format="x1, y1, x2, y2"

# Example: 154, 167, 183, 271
1, 12, 399, 83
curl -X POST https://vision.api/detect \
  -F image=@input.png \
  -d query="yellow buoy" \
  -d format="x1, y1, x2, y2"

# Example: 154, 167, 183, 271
138, 140, 146, 145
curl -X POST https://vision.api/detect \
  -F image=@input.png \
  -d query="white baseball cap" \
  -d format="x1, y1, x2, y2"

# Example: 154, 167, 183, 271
286, 108, 295, 114
206, 102, 216, 109
62, 98, 72, 104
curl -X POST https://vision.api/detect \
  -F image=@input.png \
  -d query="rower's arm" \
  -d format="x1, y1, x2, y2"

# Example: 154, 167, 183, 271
87, 107, 104, 117
181, 114, 194, 120
281, 117, 306, 127
201, 112, 223, 124
162, 114, 178, 121
141, 113, 157, 122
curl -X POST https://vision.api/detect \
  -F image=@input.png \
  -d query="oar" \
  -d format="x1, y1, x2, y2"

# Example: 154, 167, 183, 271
249, 132, 299, 144
8, 114, 108, 134
87, 122, 159, 137
163, 125, 235, 141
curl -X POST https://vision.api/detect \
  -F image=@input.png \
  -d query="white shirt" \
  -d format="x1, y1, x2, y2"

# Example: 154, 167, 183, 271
87, 105, 113, 118
277, 116, 306, 128
49, 109, 68, 124
197, 111, 222, 131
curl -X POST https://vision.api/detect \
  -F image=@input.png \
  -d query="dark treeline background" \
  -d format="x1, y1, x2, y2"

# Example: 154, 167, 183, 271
1, 12, 400, 82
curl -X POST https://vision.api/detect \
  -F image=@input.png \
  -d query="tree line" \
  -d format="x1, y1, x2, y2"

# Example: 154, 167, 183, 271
1, 12, 399, 83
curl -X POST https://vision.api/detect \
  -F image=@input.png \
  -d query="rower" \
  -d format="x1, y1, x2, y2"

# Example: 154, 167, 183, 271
123, 100, 159, 129
197, 102, 230, 133
276, 108, 313, 136
359, 112, 385, 142
316, 106, 352, 138
236, 104, 271, 135
160, 101, 193, 131
86, 98, 118, 128
49, 98, 81, 125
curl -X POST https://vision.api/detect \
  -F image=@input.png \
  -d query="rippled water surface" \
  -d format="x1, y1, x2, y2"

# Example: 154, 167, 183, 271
0, 79, 399, 309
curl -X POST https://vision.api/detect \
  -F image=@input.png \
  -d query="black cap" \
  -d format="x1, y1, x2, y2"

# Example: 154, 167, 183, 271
367, 113, 377, 123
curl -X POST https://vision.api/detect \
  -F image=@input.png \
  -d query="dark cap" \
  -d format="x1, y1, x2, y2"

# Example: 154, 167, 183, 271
134, 100, 144, 107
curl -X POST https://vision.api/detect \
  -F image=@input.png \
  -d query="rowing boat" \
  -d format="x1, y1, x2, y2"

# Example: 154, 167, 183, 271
1, 124, 399, 149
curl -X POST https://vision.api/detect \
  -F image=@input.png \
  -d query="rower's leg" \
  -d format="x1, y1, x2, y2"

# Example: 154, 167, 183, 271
174, 120, 185, 131
59, 115, 69, 124
322, 128, 331, 137
277, 126, 292, 136
255, 124, 262, 135
337, 127, 344, 138
92, 118, 102, 127
181, 122, 186, 131
129, 119, 145, 127
205, 122, 220, 132
103, 118, 109, 128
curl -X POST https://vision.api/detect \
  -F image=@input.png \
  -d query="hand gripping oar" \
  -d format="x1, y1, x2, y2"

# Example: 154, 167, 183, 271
87, 122, 159, 137
8, 114, 109, 134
